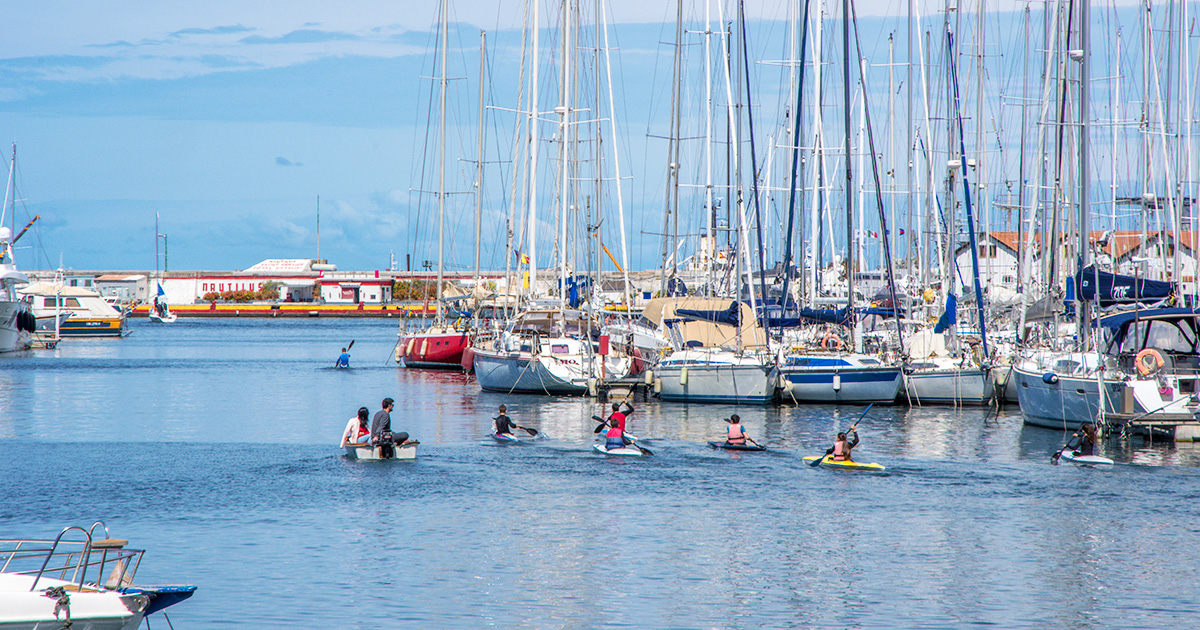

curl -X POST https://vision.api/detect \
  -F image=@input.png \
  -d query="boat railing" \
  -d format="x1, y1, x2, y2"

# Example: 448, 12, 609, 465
0, 522, 145, 592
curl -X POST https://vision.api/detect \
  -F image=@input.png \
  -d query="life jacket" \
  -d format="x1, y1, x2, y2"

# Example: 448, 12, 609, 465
727, 424, 745, 444
610, 411, 627, 432
605, 426, 625, 449
832, 440, 849, 461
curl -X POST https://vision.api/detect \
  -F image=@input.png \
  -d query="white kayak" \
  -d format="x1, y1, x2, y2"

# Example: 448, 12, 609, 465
593, 443, 644, 457
1059, 450, 1115, 466
344, 441, 419, 460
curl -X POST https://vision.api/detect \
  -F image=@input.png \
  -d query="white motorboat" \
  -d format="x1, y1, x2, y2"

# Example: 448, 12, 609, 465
0, 228, 34, 353
0, 523, 196, 630
20, 282, 126, 337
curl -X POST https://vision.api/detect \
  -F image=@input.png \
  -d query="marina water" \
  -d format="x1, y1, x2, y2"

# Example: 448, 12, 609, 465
2, 318, 1198, 628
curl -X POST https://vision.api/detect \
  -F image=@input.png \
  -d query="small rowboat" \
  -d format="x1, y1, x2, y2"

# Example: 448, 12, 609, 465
1059, 450, 1115, 466
708, 441, 766, 451
803, 455, 885, 472
344, 441, 419, 460
593, 443, 645, 457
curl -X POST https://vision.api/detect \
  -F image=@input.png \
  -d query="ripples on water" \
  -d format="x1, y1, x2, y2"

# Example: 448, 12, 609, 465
1, 319, 1198, 628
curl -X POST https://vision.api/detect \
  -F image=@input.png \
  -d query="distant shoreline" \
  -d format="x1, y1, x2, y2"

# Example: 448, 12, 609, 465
131, 302, 437, 318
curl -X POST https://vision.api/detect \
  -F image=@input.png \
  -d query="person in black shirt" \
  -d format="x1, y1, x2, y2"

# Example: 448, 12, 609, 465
494, 404, 518, 435
370, 398, 409, 444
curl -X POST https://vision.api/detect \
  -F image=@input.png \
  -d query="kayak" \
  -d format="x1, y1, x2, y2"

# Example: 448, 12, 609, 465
492, 432, 525, 443
593, 443, 645, 457
708, 441, 766, 451
1059, 450, 1115, 466
803, 455, 885, 472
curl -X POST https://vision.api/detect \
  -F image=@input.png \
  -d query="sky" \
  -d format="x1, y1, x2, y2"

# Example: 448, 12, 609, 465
0, 0, 1143, 275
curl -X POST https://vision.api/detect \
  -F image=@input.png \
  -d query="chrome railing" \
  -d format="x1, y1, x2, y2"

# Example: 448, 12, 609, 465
0, 521, 145, 592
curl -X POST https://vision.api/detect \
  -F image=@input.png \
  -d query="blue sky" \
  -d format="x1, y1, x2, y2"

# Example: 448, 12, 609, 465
0, 0, 1143, 274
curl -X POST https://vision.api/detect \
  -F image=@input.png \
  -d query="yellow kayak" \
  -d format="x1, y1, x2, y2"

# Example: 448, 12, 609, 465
803, 455, 885, 472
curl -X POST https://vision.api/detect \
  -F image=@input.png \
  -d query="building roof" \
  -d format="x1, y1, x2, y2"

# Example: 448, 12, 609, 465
956, 230, 1197, 260
95, 274, 144, 282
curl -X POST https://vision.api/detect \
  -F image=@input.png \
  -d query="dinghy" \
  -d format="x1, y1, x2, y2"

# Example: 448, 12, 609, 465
344, 440, 419, 460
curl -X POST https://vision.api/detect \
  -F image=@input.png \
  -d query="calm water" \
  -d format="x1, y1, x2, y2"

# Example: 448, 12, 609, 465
2, 319, 1199, 629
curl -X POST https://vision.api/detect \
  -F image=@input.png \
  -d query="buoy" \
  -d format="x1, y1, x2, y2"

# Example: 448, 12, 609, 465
833, 373, 842, 391
680, 367, 689, 386
644, 369, 654, 385
654, 377, 662, 394
420, 339, 428, 357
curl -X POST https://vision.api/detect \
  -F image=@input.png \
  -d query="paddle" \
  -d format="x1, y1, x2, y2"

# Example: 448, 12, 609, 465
334, 340, 355, 367
492, 416, 538, 437
721, 416, 763, 449
1050, 435, 1081, 465
629, 437, 654, 456
809, 403, 873, 467
594, 390, 636, 433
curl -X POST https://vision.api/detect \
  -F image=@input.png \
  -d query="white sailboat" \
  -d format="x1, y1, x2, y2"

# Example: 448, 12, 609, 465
0, 151, 35, 352
148, 284, 176, 323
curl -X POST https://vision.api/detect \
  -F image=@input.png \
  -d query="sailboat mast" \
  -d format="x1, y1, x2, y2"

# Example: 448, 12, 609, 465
436, 0, 449, 324
528, 0, 541, 301
475, 30, 486, 290
559, 0, 572, 307
1078, 0, 1092, 345
843, 0, 855, 345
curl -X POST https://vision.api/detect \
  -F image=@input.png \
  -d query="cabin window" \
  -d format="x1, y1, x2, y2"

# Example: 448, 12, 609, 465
551, 344, 570, 354
43, 297, 81, 308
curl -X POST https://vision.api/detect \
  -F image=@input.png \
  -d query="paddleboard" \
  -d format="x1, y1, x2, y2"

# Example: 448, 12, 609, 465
1059, 450, 1115, 466
708, 441, 766, 451
593, 443, 644, 457
803, 455, 885, 472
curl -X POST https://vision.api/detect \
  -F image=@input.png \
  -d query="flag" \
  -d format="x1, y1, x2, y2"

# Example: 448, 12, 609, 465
898, 228, 905, 235
517, 250, 530, 264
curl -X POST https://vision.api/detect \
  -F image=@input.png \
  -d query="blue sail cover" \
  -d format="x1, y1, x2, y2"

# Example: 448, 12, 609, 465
1075, 266, 1172, 305
934, 293, 958, 333
676, 301, 741, 326
765, 306, 854, 328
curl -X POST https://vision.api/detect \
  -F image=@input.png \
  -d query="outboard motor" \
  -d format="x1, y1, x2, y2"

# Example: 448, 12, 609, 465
377, 431, 395, 459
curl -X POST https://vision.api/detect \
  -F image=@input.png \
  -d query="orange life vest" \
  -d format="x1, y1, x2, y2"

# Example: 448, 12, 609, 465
727, 424, 745, 445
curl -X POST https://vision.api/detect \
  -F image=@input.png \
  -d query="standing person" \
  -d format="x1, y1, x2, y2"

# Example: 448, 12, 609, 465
829, 428, 859, 462
608, 400, 633, 432
336, 347, 351, 368
371, 398, 409, 444
494, 404, 518, 436
340, 407, 371, 447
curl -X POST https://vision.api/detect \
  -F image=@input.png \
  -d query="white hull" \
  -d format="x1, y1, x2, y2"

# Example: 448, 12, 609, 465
0, 574, 147, 630
0, 301, 31, 353
593, 443, 643, 456
904, 366, 994, 405
148, 311, 177, 323
1059, 451, 1115, 465
344, 443, 418, 460
474, 348, 630, 396
656, 349, 777, 405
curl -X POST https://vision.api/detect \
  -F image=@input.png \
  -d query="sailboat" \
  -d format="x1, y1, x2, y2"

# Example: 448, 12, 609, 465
148, 284, 176, 323
396, 0, 471, 370
0, 148, 36, 352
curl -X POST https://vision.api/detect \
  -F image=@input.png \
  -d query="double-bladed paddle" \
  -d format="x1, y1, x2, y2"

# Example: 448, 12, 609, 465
809, 403, 873, 467
492, 416, 539, 437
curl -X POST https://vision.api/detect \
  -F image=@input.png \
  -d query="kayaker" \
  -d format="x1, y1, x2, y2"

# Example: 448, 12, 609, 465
494, 404, 518, 436
1073, 423, 1097, 456
829, 428, 859, 462
606, 418, 631, 450
340, 407, 371, 447
370, 398, 409, 445
608, 401, 633, 432
336, 347, 351, 368
725, 414, 748, 445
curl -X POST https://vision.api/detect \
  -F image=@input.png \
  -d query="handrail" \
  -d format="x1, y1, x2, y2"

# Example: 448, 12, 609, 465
30, 526, 91, 592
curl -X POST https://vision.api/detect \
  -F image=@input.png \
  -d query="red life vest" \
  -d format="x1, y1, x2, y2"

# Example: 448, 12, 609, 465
606, 426, 623, 438
610, 411, 627, 432
727, 424, 745, 444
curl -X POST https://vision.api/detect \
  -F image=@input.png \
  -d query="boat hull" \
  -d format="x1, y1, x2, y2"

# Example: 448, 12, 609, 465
57, 317, 124, 337
1012, 366, 1121, 430
473, 349, 594, 395
1059, 451, 1115, 466
903, 366, 994, 405
344, 443, 418, 460
0, 575, 147, 630
593, 443, 643, 456
779, 367, 903, 404
707, 441, 765, 451
656, 354, 776, 405
0, 301, 32, 353
398, 329, 471, 369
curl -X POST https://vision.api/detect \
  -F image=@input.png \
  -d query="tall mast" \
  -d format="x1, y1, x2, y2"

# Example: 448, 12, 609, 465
660, 0, 684, 294
528, 0, 541, 300
704, 0, 715, 296
475, 30, 486, 296
436, 0, 449, 324
558, 0, 572, 307
1078, 0, 1091, 346
844, 0, 855, 346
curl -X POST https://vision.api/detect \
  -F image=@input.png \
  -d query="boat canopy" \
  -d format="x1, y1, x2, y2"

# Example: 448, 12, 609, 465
675, 301, 740, 326
1099, 308, 1200, 355
765, 306, 854, 328
1075, 266, 1173, 305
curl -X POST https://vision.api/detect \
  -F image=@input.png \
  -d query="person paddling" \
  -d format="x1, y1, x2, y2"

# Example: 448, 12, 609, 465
608, 401, 633, 432
340, 407, 371, 447
335, 347, 351, 368
725, 414, 750, 446
494, 405, 518, 436
828, 428, 859, 462
1073, 423, 1097, 457
605, 417, 632, 450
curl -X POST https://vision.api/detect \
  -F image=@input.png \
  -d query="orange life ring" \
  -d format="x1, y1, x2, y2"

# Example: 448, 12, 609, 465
821, 332, 843, 350
1135, 348, 1165, 377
